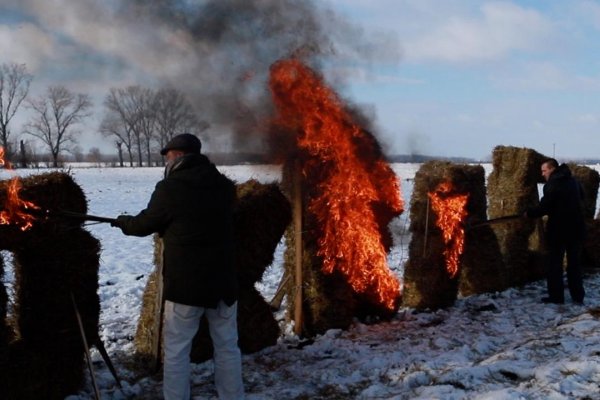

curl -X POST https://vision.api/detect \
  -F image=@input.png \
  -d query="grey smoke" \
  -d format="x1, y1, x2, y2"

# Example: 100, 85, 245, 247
115, 0, 399, 155
9, 0, 401, 156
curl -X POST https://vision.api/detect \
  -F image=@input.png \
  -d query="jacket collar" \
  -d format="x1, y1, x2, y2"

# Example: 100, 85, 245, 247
164, 154, 209, 177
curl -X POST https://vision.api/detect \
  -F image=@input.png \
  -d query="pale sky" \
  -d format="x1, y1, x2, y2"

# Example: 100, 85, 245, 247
2, 0, 600, 161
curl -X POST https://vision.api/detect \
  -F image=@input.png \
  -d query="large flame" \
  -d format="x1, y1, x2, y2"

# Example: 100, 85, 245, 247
428, 182, 469, 278
0, 147, 40, 231
269, 59, 404, 311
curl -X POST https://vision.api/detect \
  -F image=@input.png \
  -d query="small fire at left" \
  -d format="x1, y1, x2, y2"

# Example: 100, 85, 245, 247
0, 147, 41, 231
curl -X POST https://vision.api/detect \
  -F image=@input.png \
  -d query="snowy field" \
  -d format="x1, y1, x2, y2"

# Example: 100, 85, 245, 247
4, 163, 600, 399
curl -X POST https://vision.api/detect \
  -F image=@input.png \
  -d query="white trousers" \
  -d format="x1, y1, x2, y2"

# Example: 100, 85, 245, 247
163, 300, 244, 400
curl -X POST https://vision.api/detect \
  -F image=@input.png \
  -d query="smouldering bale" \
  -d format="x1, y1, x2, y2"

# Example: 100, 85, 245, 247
487, 146, 547, 286
0, 172, 87, 249
0, 172, 102, 399
403, 161, 503, 309
135, 180, 291, 364
234, 180, 292, 286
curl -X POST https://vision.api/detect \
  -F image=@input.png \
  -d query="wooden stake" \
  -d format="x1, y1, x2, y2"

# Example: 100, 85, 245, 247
151, 237, 165, 372
293, 161, 303, 336
423, 196, 430, 257
269, 272, 291, 310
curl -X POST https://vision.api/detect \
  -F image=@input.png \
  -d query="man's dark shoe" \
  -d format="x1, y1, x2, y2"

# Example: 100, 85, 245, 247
541, 297, 564, 304
573, 299, 584, 305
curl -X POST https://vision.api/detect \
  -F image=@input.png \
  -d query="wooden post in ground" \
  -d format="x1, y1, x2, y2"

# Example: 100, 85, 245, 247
152, 238, 165, 372
293, 162, 303, 336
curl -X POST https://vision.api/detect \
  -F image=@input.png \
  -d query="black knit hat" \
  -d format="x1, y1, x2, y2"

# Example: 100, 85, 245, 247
160, 133, 201, 155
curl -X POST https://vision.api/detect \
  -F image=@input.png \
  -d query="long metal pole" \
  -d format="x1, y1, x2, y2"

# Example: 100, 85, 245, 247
466, 214, 523, 230
71, 292, 101, 400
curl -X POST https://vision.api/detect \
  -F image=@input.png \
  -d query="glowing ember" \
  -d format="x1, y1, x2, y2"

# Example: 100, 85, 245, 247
269, 59, 404, 311
428, 182, 469, 278
0, 147, 40, 231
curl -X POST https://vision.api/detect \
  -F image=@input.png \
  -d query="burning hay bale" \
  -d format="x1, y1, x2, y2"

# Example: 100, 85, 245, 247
487, 146, 547, 286
403, 161, 504, 310
134, 180, 291, 364
270, 59, 403, 336
0, 172, 102, 400
280, 159, 365, 335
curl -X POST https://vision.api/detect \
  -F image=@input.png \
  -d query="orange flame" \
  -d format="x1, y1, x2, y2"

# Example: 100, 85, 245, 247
0, 147, 40, 231
428, 182, 469, 278
269, 59, 404, 311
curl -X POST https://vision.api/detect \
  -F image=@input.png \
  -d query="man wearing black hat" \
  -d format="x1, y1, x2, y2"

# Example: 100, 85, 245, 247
525, 158, 585, 305
112, 133, 244, 399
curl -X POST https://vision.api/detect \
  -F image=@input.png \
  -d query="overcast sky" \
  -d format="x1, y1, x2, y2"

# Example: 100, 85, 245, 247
2, 0, 600, 161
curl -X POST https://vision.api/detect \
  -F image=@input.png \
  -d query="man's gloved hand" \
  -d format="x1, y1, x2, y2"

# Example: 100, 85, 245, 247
110, 215, 128, 228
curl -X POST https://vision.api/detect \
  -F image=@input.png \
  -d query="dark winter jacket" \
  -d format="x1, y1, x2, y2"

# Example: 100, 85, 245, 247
527, 163, 585, 243
116, 153, 238, 308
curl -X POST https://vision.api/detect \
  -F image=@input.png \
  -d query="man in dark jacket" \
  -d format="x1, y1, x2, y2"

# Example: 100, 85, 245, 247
112, 133, 244, 399
525, 158, 585, 305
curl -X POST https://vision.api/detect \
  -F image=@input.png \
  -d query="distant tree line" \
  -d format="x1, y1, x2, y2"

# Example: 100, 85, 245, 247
0, 61, 205, 168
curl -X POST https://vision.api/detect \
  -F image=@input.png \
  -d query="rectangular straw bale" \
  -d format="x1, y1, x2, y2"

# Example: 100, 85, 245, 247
402, 161, 502, 309
487, 146, 547, 286
568, 163, 600, 221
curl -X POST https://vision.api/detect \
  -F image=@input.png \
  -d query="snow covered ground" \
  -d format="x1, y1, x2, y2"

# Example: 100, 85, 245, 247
4, 163, 600, 400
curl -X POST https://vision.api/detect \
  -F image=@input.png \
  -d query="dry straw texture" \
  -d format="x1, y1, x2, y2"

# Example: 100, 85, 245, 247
487, 145, 547, 286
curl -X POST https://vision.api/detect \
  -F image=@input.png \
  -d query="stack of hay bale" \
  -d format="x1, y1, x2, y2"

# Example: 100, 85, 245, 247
134, 179, 291, 364
403, 161, 504, 310
487, 146, 547, 286
0, 172, 102, 400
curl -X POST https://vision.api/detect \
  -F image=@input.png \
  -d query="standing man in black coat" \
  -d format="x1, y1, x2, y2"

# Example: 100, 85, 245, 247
112, 133, 244, 399
525, 158, 585, 305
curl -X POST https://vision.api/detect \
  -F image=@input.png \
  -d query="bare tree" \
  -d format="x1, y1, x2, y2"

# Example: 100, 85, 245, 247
115, 140, 124, 167
154, 87, 204, 151
0, 62, 33, 160
138, 88, 158, 166
24, 86, 92, 167
100, 86, 156, 167
87, 147, 102, 163
100, 108, 135, 167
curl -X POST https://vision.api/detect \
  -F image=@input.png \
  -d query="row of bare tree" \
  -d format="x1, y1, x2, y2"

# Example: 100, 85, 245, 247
0, 62, 202, 168
100, 86, 202, 167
